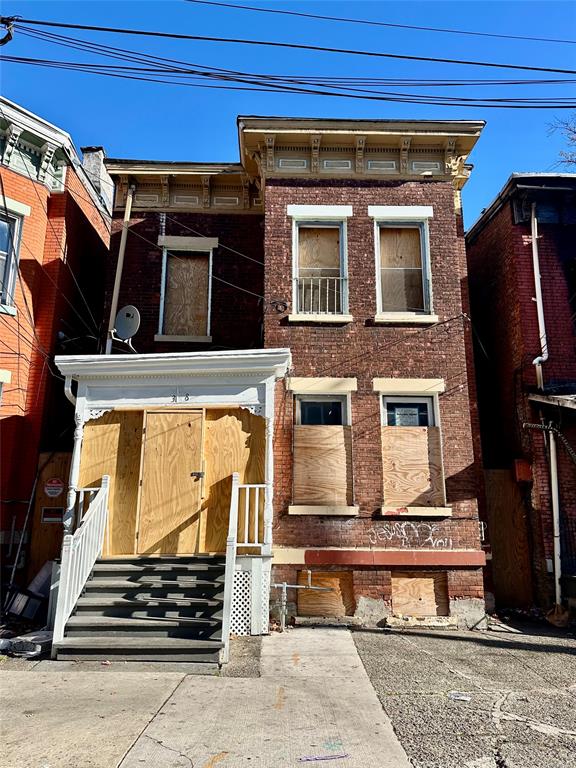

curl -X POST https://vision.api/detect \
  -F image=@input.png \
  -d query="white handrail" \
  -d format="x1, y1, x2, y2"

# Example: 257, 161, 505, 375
52, 476, 110, 648
237, 483, 267, 549
221, 472, 240, 664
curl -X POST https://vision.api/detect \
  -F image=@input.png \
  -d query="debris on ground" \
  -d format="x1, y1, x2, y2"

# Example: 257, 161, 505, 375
448, 691, 472, 702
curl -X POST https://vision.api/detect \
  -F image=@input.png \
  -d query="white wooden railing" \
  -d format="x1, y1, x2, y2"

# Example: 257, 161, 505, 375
295, 276, 346, 314
221, 475, 271, 662
52, 476, 110, 647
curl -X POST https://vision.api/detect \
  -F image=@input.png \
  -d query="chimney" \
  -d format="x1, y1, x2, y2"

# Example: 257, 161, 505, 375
81, 146, 113, 214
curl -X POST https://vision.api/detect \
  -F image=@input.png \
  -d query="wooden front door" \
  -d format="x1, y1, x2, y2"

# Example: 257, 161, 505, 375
137, 410, 204, 554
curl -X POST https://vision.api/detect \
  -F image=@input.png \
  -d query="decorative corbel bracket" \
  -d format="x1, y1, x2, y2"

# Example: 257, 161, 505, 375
116, 175, 129, 207
241, 176, 251, 209
38, 142, 58, 184
355, 136, 366, 174
2, 123, 22, 166
160, 175, 170, 207
444, 138, 457, 175
202, 175, 211, 208
400, 137, 411, 174
310, 134, 321, 174
264, 135, 276, 173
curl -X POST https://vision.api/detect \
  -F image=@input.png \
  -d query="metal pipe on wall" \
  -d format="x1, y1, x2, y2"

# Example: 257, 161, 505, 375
105, 185, 135, 354
530, 202, 548, 390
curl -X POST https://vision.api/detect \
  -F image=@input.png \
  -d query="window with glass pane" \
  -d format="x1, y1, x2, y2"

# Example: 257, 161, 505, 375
0, 213, 20, 306
379, 225, 426, 313
297, 396, 346, 426
384, 397, 434, 427
296, 224, 343, 314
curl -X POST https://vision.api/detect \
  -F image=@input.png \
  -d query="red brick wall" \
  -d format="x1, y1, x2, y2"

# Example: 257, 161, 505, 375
106, 212, 264, 352
264, 179, 483, 587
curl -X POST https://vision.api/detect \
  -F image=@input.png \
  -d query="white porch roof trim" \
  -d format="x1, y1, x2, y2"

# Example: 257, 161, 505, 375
55, 348, 292, 380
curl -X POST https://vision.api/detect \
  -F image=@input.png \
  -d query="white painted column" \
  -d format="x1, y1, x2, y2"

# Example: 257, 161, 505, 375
64, 412, 84, 534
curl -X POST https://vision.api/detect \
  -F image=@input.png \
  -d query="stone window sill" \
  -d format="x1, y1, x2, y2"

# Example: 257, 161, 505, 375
0, 304, 17, 317
374, 313, 439, 325
154, 334, 212, 343
379, 506, 452, 517
288, 505, 359, 516
287, 314, 353, 324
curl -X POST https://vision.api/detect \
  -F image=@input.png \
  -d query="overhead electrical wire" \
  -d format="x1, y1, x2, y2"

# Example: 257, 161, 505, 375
184, 0, 576, 46
4, 16, 576, 75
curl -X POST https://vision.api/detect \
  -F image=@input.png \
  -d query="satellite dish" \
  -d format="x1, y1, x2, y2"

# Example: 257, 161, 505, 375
114, 305, 140, 341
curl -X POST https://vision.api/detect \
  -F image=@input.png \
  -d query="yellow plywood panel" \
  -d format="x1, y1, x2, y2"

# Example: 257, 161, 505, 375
293, 425, 352, 507
79, 411, 143, 556
203, 409, 265, 553
164, 252, 209, 336
297, 571, 355, 617
391, 572, 449, 617
138, 411, 204, 554
380, 227, 422, 268
298, 227, 340, 274
27, 452, 71, 578
381, 426, 444, 507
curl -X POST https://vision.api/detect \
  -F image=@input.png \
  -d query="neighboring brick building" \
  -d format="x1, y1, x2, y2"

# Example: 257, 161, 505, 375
0, 98, 111, 587
466, 173, 576, 611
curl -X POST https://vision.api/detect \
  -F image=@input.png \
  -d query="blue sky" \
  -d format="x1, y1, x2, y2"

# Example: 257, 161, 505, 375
2, 0, 575, 227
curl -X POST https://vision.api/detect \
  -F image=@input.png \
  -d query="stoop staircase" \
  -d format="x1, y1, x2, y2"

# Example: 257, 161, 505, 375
52, 556, 226, 663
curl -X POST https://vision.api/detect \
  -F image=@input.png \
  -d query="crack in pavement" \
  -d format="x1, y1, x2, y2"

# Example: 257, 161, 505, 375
143, 734, 194, 767
492, 692, 576, 738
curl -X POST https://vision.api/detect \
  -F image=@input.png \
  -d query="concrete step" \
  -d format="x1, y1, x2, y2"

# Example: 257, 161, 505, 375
54, 636, 223, 662
83, 579, 225, 599
99, 556, 225, 565
65, 615, 222, 640
74, 596, 223, 620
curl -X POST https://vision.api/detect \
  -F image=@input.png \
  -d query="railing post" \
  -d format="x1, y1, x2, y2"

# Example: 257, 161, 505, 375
52, 534, 72, 651
100, 475, 110, 557
221, 472, 240, 664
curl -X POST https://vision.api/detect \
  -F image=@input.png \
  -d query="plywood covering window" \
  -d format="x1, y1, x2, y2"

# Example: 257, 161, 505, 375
377, 223, 430, 314
381, 395, 446, 507
292, 395, 354, 508
294, 223, 346, 315
159, 248, 211, 337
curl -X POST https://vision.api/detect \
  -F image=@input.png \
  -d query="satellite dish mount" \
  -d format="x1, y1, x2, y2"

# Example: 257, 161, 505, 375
111, 305, 140, 353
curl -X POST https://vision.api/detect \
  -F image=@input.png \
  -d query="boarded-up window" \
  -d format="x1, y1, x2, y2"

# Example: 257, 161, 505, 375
391, 572, 448, 616
379, 225, 426, 312
163, 251, 210, 336
296, 225, 344, 314
297, 571, 356, 617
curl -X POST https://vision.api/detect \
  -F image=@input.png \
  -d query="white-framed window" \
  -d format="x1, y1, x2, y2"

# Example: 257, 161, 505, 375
295, 394, 349, 426
382, 396, 435, 427
0, 211, 23, 308
288, 205, 352, 317
156, 238, 215, 341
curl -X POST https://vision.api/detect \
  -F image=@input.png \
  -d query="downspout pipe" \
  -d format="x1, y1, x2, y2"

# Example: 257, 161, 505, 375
105, 184, 135, 354
530, 202, 548, 390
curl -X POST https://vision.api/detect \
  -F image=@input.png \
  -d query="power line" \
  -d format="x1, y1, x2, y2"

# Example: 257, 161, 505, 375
185, 0, 576, 46
5, 16, 576, 75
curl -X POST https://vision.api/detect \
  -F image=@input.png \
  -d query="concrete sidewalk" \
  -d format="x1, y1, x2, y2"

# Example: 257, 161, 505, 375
121, 627, 411, 767
1, 628, 410, 768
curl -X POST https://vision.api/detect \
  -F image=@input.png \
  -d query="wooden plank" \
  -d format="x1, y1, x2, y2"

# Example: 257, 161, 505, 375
164, 252, 209, 336
79, 411, 143, 556
27, 452, 71, 579
381, 426, 444, 507
203, 409, 265, 553
293, 425, 352, 507
380, 227, 422, 268
391, 571, 449, 616
138, 411, 203, 554
297, 570, 356, 617
298, 227, 340, 275
484, 469, 533, 608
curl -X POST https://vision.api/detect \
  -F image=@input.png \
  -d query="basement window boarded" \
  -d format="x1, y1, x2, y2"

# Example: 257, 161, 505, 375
377, 223, 430, 314
158, 249, 212, 340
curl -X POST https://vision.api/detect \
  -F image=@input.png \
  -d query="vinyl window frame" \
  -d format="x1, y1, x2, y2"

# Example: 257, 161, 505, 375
294, 393, 351, 426
0, 211, 24, 312
156, 242, 214, 341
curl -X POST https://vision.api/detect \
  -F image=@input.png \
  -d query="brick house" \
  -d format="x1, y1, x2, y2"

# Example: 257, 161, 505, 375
50, 117, 486, 662
0, 97, 111, 591
466, 173, 576, 612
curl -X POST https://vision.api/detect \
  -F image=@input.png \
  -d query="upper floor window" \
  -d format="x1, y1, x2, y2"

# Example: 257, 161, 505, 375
296, 394, 348, 426
0, 212, 22, 308
288, 205, 352, 318
156, 236, 216, 342
383, 396, 435, 427
369, 206, 434, 321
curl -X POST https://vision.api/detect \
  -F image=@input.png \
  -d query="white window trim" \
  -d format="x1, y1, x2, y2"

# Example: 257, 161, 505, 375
294, 393, 352, 427
373, 218, 434, 319
0, 210, 25, 310
291, 218, 350, 316
158, 243, 215, 340
287, 204, 353, 219
288, 377, 357, 394
368, 205, 433, 220
373, 378, 445, 394
382, 395, 436, 428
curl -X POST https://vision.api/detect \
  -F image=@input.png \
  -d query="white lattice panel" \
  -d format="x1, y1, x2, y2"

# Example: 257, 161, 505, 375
230, 570, 251, 636
261, 565, 271, 634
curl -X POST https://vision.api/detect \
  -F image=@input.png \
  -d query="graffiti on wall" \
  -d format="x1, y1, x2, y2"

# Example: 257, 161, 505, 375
367, 521, 453, 549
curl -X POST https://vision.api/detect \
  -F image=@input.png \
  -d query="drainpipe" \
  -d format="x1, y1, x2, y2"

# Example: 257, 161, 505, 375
549, 428, 562, 606
63, 376, 76, 406
105, 185, 135, 354
530, 202, 548, 390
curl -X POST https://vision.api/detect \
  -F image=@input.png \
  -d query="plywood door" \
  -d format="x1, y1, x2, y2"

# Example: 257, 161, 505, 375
381, 426, 444, 507
78, 411, 144, 556
391, 572, 449, 616
137, 411, 204, 554
293, 425, 353, 506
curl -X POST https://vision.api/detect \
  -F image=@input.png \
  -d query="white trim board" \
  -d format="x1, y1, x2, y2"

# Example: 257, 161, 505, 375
368, 205, 433, 219
288, 377, 357, 394
373, 378, 445, 394
2, 197, 31, 217
287, 204, 353, 218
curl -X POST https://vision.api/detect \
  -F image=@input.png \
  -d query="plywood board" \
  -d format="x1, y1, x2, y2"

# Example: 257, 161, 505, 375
391, 571, 449, 617
298, 227, 340, 275
164, 252, 209, 336
138, 411, 203, 554
79, 411, 143, 556
27, 452, 71, 579
293, 425, 352, 507
484, 469, 532, 608
381, 426, 444, 507
203, 409, 265, 553
380, 227, 422, 268
297, 571, 355, 617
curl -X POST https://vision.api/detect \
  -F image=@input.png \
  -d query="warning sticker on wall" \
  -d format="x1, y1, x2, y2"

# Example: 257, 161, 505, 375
44, 478, 65, 498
